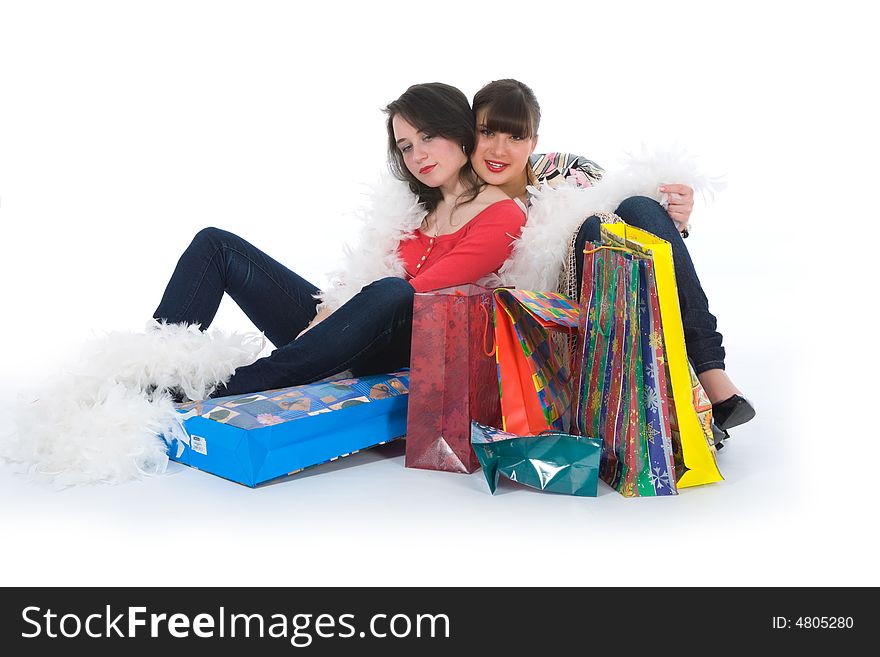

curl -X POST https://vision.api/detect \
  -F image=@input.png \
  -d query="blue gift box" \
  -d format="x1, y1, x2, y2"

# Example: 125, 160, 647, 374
167, 370, 409, 487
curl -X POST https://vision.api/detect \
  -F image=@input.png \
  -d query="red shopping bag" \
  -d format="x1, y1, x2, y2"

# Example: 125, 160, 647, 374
405, 285, 501, 473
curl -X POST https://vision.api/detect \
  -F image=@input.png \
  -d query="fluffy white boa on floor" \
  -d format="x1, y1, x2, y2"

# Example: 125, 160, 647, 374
1, 321, 265, 487
318, 145, 724, 310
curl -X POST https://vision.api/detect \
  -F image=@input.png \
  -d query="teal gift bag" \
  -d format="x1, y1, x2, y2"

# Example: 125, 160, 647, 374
470, 421, 602, 497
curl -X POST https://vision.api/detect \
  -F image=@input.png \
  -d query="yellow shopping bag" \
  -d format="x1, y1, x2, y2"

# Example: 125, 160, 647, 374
602, 224, 723, 488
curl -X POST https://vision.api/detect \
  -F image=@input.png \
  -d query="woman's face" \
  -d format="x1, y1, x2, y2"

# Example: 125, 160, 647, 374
470, 110, 537, 189
392, 115, 466, 190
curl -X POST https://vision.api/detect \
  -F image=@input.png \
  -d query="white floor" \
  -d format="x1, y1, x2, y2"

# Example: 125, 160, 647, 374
0, 1, 876, 588
0, 324, 868, 587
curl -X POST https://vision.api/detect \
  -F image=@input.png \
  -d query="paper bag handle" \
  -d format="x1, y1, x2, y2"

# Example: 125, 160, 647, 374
480, 301, 496, 357
583, 245, 630, 256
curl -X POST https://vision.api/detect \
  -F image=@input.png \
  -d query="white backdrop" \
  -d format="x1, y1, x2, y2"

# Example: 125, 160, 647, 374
0, 0, 875, 586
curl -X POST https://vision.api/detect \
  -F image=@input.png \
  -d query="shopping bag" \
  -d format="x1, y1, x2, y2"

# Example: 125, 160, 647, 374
405, 284, 501, 473
493, 289, 579, 436
576, 243, 678, 496
637, 259, 680, 493
470, 420, 602, 497
601, 224, 723, 489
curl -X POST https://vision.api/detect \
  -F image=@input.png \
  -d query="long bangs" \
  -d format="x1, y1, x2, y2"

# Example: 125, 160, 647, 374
478, 95, 536, 139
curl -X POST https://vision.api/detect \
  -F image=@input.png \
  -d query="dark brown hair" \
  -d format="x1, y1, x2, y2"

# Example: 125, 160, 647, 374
472, 78, 541, 139
384, 83, 484, 213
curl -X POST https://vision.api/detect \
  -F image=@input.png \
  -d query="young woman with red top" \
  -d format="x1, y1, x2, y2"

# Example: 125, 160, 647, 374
470, 79, 754, 434
153, 83, 525, 397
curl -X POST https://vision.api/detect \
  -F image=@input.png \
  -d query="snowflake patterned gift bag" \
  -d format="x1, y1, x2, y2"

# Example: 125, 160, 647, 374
575, 242, 678, 497
405, 285, 501, 474
602, 224, 723, 490
636, 256, 679, 494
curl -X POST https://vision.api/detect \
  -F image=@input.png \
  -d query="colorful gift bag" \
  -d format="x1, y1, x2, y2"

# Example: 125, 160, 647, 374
470, 420, 602, 497
638, 260, 679, 493
576, 243, 678, 497
602, 224, 723, 489
168, 370, 410, 487
405, 284, 501, 474
493, 289, 580, 436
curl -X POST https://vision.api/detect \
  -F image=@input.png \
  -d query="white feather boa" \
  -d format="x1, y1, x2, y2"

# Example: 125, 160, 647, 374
316, 174, 426, 312
495, 145, 724, 291
317, 146, 724, 303
2, 321, 265, 487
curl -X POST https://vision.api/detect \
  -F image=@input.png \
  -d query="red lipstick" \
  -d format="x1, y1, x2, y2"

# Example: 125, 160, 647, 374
484, 160, 509, 173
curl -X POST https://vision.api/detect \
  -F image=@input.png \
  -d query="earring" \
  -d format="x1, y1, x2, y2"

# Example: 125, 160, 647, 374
462, 145, 467, 153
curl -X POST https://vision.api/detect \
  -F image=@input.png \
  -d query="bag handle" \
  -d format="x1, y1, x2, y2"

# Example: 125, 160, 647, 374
583, 245, 630, 256
480, 301, 496, 357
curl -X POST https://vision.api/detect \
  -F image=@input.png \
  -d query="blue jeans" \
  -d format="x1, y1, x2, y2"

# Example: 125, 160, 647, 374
575, 197, 725, 373
153, 227, 415, 395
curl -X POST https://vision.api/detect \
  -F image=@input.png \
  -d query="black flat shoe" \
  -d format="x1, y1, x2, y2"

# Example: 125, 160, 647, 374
712, 394, 756, 431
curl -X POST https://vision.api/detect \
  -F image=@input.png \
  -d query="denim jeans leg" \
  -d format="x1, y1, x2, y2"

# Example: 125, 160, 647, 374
217, 277, 415, 395
574, 215, 602, 295
153, 227, 320, 347
613, 196, 725, 372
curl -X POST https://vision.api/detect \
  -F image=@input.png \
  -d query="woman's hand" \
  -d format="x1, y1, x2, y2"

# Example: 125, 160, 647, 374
296, 307, 334, 339
660, 184, 694, 234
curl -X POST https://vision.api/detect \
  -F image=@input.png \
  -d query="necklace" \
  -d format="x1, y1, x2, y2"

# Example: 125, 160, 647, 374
424, 201, 461, 237
417, 204, 458, 273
